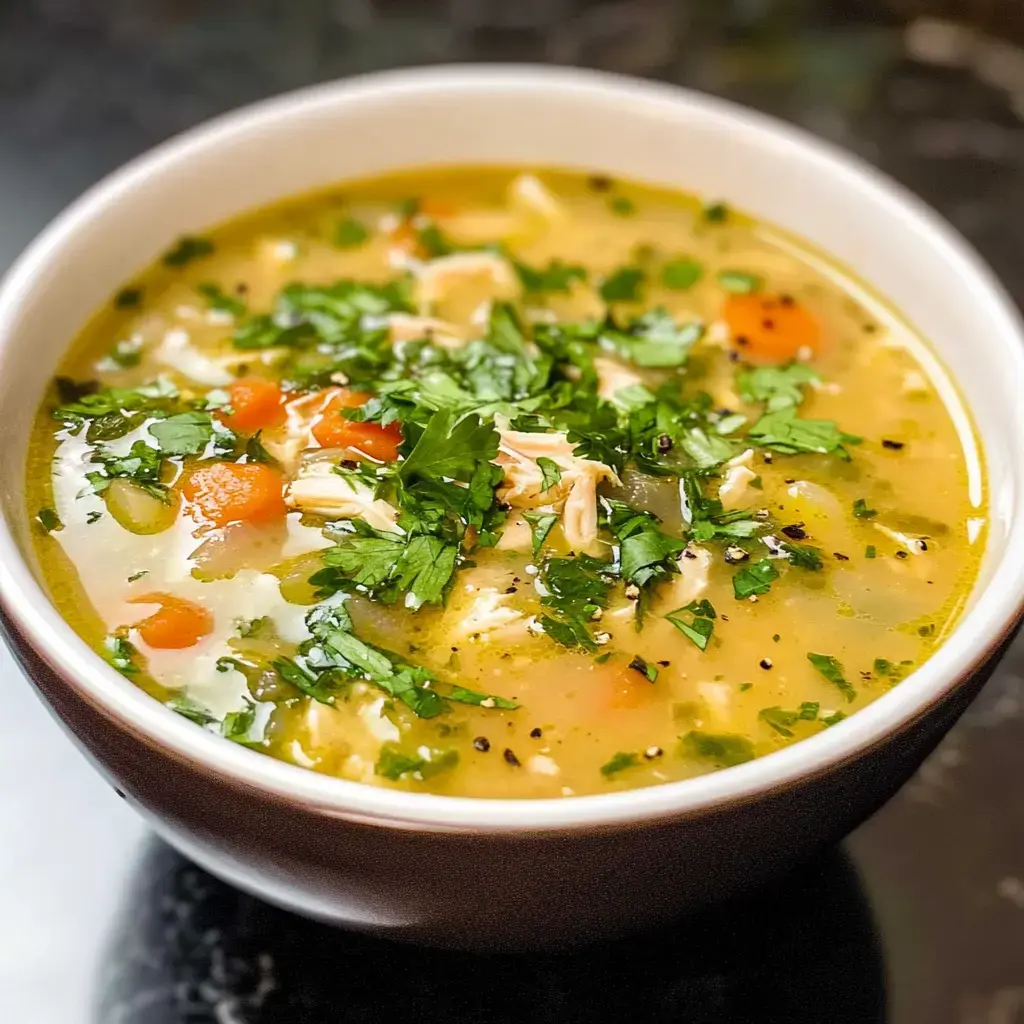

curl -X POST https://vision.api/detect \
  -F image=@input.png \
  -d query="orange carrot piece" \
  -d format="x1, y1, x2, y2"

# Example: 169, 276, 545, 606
311, 391, 402, 461
723, 293, 820, 364
220, 378, 285, 434
181, 461, 287, 527
130, 593, 213, 649
591, 659, 658, 712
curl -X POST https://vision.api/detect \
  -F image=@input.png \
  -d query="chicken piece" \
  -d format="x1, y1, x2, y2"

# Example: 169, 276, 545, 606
658, 545, 712, 610
507, 173, 566, 223
451, 587, 526, 642
414, 252, 518, 313
718, 449, 758, 510
155, 329, 234, 387
285, 462, 401, 533
259, 389, 341, 472
386, 313, 466, 349
594, 357, 644, 402
874, 522, 930, 555
495, 428, 619, 550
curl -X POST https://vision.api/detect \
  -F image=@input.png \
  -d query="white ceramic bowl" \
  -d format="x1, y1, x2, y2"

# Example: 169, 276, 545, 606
1, 65, 1023, 950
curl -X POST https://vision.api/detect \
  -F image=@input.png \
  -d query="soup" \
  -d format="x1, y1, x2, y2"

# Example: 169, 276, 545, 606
27, 168, 985, 798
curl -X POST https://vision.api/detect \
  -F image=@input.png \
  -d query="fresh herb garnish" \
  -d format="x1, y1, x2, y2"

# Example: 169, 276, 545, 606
166, 694, 217, 726
36, 507, 63, 533
737, 363, 818, 411
609, 196, 636, 217
148, 411, 217, 456
733, 559, 779, 599
661, 257, 703, 291
600, 751, 641, 777
197, 282, 246, 318
86, 440, 168, 502
759, 702, 821, 737
853, 498, 877, 519
376, 743, 459, 782
523, 511, 559, 557
538, 554, 616, 653
665, 599, 716, 651
807, 652, 856, 702
114, 287, 143, 309
536, 457, 563, 492
162, 235, 214, 267
514, 259, 587, 295
599, 266, 645, 303
334, 217, 370, 249
103, 635, 140, 676
681, 731, 755, 766
717, 270, 762, 294
748, 408, 860, 458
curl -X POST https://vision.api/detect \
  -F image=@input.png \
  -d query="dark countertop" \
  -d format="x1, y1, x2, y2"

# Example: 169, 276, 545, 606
3, 3, 1024, 1021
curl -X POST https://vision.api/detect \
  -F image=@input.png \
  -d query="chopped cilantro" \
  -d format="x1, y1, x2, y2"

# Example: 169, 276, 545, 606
717, 270, 762, 294
759, 702, 821, 737
737, 363, 818, 411
536, 456, 562, 492
681, 731, 755, 767
86, 510, 103, 524
680, 427, 734, 469
399, 409, 499, 484
822, 710, 847, 726
334, 217, 370, 249
197, 282, 246, 318
222, 699, 261, 745
603, 500, 686, 611
748, 408, 860, 458
807, 652, 856, 702
661, 257, 703, 291
539, 554, 616, 652
148, 411, 216, 456
599, 266, 645, 303
666, 599, 716, 651
523, 511, 559, 557
114, 287, 143, 309
779, 540, 824, 571
165, 694, 217, 726
36, 507, 63, 533
601, 751, 641, 777
853, 498, 877, 519
604, 308, 703, 368
162, 235, 214, 267
87, 440, 168, 502
514, 258, 587, 295
733, 559, 779, 599
376, 743, 458, 782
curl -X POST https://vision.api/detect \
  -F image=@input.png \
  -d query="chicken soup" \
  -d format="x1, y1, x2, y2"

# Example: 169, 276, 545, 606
27, 168, 985, 798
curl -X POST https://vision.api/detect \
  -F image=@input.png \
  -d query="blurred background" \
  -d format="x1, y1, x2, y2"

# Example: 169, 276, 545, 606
3, 3, 1024, 1023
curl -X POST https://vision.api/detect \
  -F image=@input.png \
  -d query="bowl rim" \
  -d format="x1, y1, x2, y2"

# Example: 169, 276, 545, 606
2, 63, 1023, 833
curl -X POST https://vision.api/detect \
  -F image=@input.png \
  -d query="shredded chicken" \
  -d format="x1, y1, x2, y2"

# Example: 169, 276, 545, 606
452, 587, 525, 641
386, 313, 465, 349
155, 329, 234, 387
507, 173, 566, 222
593, 357, 644, 402
495, 428, 619, 550
260, 389, 340, 472
718, 449, 758, 510
874, 522, 930, 555
659, 545, 712, 609
414, 252, 518, 312
285, 463, 401, 533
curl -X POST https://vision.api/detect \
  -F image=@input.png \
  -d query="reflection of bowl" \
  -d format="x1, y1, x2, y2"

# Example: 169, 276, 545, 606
96, 841, 884, 1022
1, 66, 1022, 950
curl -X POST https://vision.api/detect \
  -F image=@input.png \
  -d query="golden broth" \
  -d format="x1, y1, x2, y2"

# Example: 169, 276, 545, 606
27, 168, 985, 798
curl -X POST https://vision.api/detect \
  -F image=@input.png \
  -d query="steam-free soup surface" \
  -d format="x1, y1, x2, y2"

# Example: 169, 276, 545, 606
28, 168, 985, 797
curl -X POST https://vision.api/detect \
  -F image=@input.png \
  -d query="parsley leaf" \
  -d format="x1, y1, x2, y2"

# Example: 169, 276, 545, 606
376, 743, 459, 782
604, 308, 704, 368
390, 535, 459, 610
681, 731, 755, 767
334, 217, 370, 249
853, 498, 877, 519
245, 431, 276, 464
737, 363, 819, 411
779, 540, 824, 571
536, 457, 563, 492
514, 259, 587, 295
163, 236, 214, 267
197, 282, 246, 318
166, 694, 217, 726
36, 507, 63, 533
539, 554, 616, 652
733, 559, 780, 599
222, 699, 262, 745
661, 257, 703, 290
680, 427, 734, 469
399, 409, 499, 484
601, 751, 641, 777
87, 440, 168, 501
599, 266, 645, 303
148, 411, 215, 456
604, 500, 686, 592
748, 408, 860, 458
807, 652, 856, 702
665, 600, 716, 651
523, 511, 559, 557
759, 701, 821, 737
446, 687, 518, 710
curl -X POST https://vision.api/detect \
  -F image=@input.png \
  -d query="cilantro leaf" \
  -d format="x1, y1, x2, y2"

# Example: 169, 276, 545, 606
737, 363, 819, 411
539, 554, 617, 653
514, 259, 587, 295
536, 457, 562, 492
661, 257, 703, 290
222, 699, 261, 745
523, 511, 559, 557
807, 652, 856, 702
148, 411, 215, 456
748, 408, 860, 458
599, 266, 645, 303
103, 635, 141, 676
681, 731, 755, 767
733, 559, 779, 599
604, 500, 686, 592
601, 751, 641, 777
665, 600, 716, 651
680, 427, 734, 469
391, 535, 459, 610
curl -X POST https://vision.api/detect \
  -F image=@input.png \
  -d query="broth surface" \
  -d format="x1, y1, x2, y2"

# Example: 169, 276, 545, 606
27, 168, 985, 798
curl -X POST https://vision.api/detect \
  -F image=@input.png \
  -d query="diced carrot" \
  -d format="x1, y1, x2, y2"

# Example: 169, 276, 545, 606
181, 461, 287, 527
130, 593, 213, 649
311, 391, 402, 461
591, 659, 658, 712
723, 293, 820, 364
220, 378, 285, 434
418, 198, 458, 220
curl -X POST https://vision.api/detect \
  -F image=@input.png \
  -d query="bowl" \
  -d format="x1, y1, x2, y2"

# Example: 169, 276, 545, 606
1, 65, 1023, 951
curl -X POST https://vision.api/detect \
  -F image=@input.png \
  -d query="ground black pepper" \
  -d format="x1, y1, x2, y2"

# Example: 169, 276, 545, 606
473, 737, 490, 753
503, 748, 521, 767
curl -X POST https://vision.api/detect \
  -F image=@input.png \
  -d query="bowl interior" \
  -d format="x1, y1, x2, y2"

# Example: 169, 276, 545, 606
1, 66, 1022, 829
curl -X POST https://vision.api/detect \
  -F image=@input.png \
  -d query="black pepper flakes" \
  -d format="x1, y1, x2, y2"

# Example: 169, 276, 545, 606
735, 335, 750, 347
657, 659, 671, 668
762, 453, 773, 464
530, 727, 542, 739
881, 439, 905, 450
780, 294, 795, 307
728, 350, 740, 362
781, 524, 807, 540
683, 549, 698, 560
472, 736, 492, 754
588, 174, 614, 193
505, 586, 518, 594
759, 658, 773, 670
724, 545, 749, 564
503, 748, 521, 767
657, 434, 673, 454
896, 550, 909, 559
644, 746, 664, 760
762, 318, 775, 330
833, 552, 850, 562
